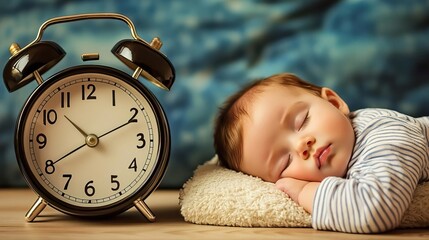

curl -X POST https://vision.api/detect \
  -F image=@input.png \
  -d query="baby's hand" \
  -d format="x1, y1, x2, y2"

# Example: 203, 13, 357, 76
276, 178, 320, 213
275, 178, 309, 203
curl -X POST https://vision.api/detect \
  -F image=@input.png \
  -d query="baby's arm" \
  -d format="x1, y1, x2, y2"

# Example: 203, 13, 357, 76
275, 178, 320, 213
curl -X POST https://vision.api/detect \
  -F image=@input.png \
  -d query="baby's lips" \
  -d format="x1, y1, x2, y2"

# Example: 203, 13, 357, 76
319, 145, 331, 167
314, 144, 331, 168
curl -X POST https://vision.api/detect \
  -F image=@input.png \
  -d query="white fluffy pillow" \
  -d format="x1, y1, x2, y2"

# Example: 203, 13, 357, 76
179, 156, 429, 228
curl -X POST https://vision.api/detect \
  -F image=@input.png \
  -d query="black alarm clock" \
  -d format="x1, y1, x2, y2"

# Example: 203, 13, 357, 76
2, 13, 175, 222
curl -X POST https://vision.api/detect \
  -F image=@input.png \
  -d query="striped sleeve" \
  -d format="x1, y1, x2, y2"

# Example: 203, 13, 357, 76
312, 116, 427, 233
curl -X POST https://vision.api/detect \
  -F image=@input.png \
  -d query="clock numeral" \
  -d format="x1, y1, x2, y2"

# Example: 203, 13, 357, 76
112, 90, 116, 106
128, 108, 138, 123
43, 109, 57, 125
45, 160, 55, 174
136, 133, 146, 149
63, 174, 72, 190
36, 133, 47, 149
61, 92, 71, 108
82, 84, 97, 100
111, 175, 120, 191
85, 180, 95, 196
129, 158, 137, 172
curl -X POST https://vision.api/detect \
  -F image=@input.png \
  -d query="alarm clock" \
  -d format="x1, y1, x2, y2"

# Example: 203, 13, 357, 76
2, 13, 175, 222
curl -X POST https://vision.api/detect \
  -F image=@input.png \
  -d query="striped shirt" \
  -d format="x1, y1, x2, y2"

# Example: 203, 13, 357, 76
312, 108, 429, 233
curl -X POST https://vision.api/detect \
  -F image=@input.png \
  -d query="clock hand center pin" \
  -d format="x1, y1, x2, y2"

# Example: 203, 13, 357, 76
85, 134, 99, 148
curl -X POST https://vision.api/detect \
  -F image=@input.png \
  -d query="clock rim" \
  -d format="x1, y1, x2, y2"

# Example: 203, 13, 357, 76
14, 65, 170, 217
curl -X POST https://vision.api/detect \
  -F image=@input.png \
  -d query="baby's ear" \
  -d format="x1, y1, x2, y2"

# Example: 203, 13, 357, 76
321, 88, 350, 114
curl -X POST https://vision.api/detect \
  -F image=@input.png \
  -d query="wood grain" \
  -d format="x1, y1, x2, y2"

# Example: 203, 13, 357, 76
0, 188, 428, 240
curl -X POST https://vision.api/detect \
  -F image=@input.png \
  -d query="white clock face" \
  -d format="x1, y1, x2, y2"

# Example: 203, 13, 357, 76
20, 71, 163, 208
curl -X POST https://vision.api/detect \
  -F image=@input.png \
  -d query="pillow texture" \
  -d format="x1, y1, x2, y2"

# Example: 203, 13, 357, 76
179, 156, 429, 228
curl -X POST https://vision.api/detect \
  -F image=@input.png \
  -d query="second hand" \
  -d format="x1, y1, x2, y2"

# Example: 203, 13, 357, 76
53, 143, 86, 164
98, 121, 132, 139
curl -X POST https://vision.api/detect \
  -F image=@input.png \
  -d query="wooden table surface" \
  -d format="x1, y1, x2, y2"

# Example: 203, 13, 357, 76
0, 188, 428, 240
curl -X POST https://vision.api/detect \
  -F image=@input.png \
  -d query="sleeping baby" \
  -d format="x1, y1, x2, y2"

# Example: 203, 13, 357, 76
213, 73, 429, 233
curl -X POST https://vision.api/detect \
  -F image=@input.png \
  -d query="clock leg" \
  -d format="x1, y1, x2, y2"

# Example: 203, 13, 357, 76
134, 199, 156, 222
25, 196, 47, 222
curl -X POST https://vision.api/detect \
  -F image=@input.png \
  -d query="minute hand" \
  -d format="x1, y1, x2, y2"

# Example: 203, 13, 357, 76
98, 120, 133, 139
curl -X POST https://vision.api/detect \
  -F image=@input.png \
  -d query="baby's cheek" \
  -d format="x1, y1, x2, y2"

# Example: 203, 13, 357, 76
283, 163, 306, 180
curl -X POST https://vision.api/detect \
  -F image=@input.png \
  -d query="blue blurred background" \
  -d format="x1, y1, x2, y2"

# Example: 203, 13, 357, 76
1, 0, 429, 188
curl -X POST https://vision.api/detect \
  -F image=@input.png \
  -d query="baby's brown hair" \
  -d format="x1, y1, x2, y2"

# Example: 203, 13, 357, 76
213, 73, 322, 171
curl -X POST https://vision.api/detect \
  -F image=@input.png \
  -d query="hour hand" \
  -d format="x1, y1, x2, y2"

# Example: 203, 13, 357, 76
64, 115, 99, 148
64, 115, 89, 137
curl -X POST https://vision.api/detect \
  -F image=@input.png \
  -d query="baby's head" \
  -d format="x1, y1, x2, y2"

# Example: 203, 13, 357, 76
214, 73, 354, 183
213, 73, 322, 170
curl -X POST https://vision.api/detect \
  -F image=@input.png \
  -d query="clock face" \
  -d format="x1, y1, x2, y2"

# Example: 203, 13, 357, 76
16, 66, 169, 212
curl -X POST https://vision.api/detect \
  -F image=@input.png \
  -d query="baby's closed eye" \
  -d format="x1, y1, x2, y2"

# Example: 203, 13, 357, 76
296, 110, 310, 131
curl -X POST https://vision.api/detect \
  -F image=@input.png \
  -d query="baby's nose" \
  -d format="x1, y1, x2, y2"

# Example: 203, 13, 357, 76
299, 136, 315, 160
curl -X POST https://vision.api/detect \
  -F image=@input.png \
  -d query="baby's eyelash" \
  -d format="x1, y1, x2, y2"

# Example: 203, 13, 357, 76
285, 154, 292, 169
